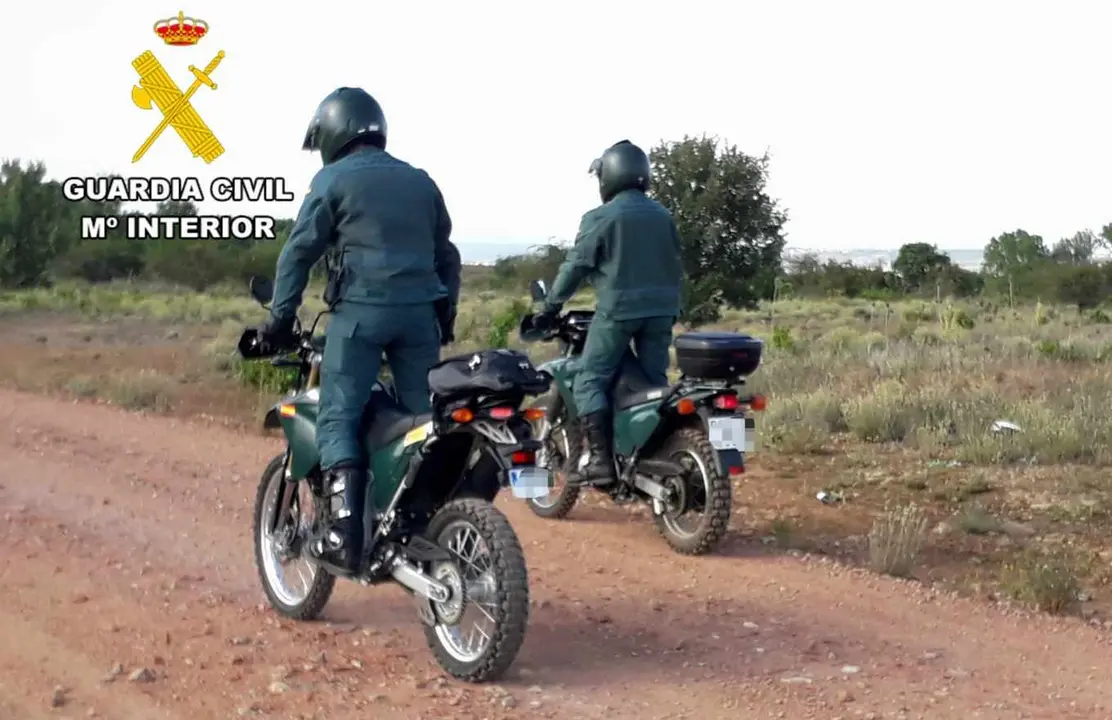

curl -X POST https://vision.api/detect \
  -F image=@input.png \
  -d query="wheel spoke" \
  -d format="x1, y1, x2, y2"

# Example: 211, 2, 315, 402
433, 519, 502, 664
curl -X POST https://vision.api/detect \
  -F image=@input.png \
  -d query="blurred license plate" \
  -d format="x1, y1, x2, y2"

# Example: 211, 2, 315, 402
708, 417, 745, 450
508, 467, 550, 500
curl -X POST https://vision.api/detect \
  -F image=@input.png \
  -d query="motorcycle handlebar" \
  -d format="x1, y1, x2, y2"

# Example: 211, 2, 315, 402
236, 327, 312, 361
518, 313, 562, 343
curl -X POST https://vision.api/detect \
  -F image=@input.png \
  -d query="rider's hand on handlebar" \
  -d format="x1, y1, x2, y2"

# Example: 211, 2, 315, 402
256, 315, 300, 353
532, 306, 560, 332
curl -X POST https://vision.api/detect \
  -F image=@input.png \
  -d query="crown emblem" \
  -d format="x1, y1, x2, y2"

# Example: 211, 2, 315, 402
153, 11, 208, 46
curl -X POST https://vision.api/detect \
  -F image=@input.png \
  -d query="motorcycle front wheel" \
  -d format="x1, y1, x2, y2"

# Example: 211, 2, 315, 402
253, 454, 336, 620
524, 392, 581, 519
421, 498, 530, 682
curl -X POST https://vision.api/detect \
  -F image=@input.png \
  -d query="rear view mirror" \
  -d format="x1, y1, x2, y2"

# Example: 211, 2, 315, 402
249, 275, 274, 305
529, 280, 547, 303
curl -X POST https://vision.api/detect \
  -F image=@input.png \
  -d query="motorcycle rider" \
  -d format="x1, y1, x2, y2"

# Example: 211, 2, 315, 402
256, 87, 461, 574
534, 140, 683, 486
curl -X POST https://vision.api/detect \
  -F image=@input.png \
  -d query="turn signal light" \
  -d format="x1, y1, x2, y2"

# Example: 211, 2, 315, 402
676, 398, 697, 415
451, 408, 474, 423
748, 394, 767, 411
278, 404, 296, 417
523, 407, 546, 422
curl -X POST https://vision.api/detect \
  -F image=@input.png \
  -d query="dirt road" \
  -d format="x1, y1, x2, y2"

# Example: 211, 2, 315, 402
2, 389, 1111, 719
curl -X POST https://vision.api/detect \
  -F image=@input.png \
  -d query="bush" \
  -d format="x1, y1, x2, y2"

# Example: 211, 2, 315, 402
868, 503, 929, 577
1000, 549, 1084, 615
52, 240, 146, 282
488, 299, 529, 349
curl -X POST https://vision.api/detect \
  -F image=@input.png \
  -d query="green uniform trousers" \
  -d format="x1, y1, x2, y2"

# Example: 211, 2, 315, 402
574, 314, 674, 416
317, 302, 440, 470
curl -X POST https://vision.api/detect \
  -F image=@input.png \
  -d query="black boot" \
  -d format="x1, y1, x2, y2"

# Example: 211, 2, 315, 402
311, 465, 371, 574
576, 411, 617, 486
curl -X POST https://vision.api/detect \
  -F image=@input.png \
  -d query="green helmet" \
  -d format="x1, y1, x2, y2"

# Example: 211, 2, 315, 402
588, 140, 651, 202
301, 87, 388, 165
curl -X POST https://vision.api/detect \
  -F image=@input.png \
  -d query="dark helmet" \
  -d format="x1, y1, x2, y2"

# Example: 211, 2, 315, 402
588, 140, 651, 202
301, 87, 388, 165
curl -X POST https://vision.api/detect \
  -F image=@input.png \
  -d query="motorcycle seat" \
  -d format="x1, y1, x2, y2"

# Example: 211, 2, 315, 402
362, 386, 433, 452
614, 384, 670, 410
612, 367, 670, 411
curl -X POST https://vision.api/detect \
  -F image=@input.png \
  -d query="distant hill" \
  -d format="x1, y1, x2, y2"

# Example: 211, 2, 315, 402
455, 240, 985, 270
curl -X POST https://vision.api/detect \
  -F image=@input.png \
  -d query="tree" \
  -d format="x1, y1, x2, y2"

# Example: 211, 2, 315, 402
1052, 263, 1109, 310
893, 243, 952, 291
982, 229, 1050, 299
155, 200, 198, 216
648, 135, 787, 325
0, 160, 80, 288
983, 229, 1048, 278
1050, 230, 1099, 265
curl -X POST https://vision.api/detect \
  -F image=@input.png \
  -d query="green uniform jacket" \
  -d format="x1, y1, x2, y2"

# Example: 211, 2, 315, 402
270, 147, 461, 321
546, 189, 682, 320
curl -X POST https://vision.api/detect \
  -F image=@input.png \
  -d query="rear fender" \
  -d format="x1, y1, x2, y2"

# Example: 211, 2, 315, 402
639, 389, 745, 477
692, 406, 745, 477
403, 430, 541, 522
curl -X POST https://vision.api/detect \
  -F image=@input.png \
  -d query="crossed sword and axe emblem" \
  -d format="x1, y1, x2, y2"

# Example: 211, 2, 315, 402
130, 49, 226, 163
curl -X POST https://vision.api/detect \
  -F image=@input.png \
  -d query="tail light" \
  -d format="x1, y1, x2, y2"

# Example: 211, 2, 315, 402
511, 449, 535, 465
712, 393, 739, 411
488, 406, 515, 420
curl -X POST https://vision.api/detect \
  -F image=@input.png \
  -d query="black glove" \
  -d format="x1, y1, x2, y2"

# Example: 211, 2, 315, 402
532, 305, 561, 332
434, 297, 457, 346
256, 315, 298, 354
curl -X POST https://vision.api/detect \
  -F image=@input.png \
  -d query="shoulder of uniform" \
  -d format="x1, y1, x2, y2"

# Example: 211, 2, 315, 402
579, 206, 617, 238
581, 204, 608, 222
307, 165, 339, 198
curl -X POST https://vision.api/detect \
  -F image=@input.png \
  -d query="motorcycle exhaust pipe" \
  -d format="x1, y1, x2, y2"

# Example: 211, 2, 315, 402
389, 557, 451, 603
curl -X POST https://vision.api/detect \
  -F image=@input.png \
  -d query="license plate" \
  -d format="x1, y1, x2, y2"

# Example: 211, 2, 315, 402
708, 417, 745, 450
508, 467, 551, 500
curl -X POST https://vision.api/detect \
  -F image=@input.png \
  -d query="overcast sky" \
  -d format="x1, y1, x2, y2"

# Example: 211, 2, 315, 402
3, 0, 1109, 252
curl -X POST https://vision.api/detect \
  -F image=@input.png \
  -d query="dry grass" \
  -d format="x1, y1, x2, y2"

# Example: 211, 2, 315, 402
868, 503, 930, 577
721, 298, 1112, 466
1000, 548, 1086, 615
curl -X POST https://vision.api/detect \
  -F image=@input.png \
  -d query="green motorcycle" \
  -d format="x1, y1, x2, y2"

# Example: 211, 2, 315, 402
238, 276, 552, 682
518, 280, 766, 556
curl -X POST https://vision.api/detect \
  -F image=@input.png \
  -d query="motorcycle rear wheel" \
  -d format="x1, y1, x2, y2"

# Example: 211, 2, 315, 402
422, 498, 529, 682
651, 428, 733, 555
